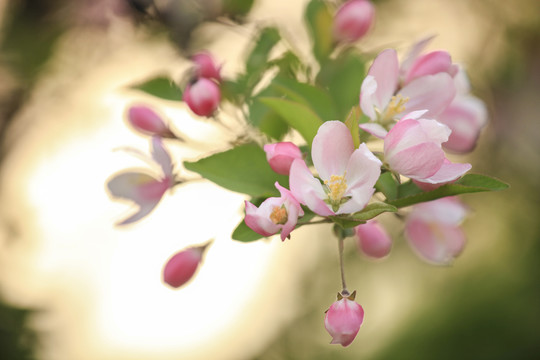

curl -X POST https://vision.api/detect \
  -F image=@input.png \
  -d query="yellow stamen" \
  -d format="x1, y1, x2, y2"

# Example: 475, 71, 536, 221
324, 174, 348, 203
384, 95, 409, 122
270, 206, 288, 225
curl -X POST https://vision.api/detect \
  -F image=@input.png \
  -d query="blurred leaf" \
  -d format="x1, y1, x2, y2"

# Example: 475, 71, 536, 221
387, 174, 509, 208
245, 27, 281, 76
130, 76, 183, 101
222, 0, 255, 18
330, 202, 397, 228
344, 106, 362, 148
232, 220, 263, 242
184, 144, 288, 197
304, 0, 334, 64
316, 50, 367, 119
269, 51, 305, 78
375, 171, 399, 201
249, 87, 290, 140
258, 97, 324, 145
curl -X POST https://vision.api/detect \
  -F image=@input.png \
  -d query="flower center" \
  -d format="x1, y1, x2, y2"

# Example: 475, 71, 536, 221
382, 95, 409, 123
324, 174, 350, 211
270, 206, 288, 225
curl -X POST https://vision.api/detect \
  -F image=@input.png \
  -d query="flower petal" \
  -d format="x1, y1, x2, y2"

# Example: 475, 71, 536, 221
151, 136, 174, 177
359, 122, 388, 139
388, 142, 445, 180
364, 49, 399, 113
420, 160, 471, 184
312, 121, 354, 180
397, 73, 456, 118
289, 159, 334, 216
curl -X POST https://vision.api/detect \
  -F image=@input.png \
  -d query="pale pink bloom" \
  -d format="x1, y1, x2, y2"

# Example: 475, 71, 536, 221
405, 197, 467, 265
332, 0, 375, 43
355, 220, 392, 258
163, 243, 209, 288
183, 78, 220, 117
290, 121, 381, 216
244, 182, 304, 241
437, 68, 488, 153
192, 51, 222, 81
360, 48, 456, 124
264, 142, 303, 175
107, 137, 174, 225
384, 111, 471, 184
325, 294, 365, 347
127, 105, 175, 138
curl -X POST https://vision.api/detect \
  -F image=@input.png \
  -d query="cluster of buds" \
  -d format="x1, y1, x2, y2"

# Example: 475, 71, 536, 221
183, 52, 222, 117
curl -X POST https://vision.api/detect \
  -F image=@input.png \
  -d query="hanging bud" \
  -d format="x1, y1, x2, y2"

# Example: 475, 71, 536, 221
263, 142, 303, 175
162, 242, 211, 288
126, 105, 176, 138
332, 0, 375, 43
355, 220, 392, 258
183, 78, 221, 117
324, 291, 365, 347
192, 52, 222, 82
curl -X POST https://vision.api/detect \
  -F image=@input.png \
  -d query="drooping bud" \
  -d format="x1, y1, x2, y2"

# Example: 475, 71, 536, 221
355, 220, 392, 258
263, 142, 303, 175
324, 291, 364, 347
127, 105, 175, 138
183, 78, 221, 117
191, 51, 222, 82
332, 0, 375, 43
162, 242, 211, 288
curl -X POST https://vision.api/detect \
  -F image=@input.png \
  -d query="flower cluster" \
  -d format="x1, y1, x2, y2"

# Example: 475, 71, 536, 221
106, 0, 505, 349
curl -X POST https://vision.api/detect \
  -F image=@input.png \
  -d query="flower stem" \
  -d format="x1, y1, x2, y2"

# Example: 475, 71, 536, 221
338, 237, 349, 297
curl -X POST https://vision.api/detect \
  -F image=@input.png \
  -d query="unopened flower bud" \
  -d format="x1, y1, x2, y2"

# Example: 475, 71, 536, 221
324, 291, 364, 347
332, 0, 375, 43
355, 220, 392, 258
192, 52, 221, 82
127, 105, 174, 138
162, 243, 210, 288
183, 78, 221, 117
263, 142, 303, 175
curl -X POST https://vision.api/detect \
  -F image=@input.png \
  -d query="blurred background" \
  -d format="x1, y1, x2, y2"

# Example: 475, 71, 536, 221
0, 0, 539, 359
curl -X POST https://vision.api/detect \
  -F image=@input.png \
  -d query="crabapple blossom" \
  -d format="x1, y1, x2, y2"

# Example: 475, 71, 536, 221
355, 220, 392, 258
383, 110, 471, 184
192, 51, 221, 81
332, 0, 375, 43
359, 48, 456, 125
244, 182, 304, 241
127, 105, 175, 138
107, 137, 174, 225
324, 292, 365, 347
405, 197, 467, 265
264, 142, 303, 175
289, 121, 381, 216
163, 243, 209, 288
183, 78, 220, 117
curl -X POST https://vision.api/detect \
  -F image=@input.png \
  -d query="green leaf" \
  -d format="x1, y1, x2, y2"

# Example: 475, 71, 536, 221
250, 87, 289, 140
270, 75, 339, 121
304, 0, 334, 64
330, 202, 398, 228
183, 144, 288, 197
316, 51, 367, 119
246, 27, 281, 76
388, 174, 509, 208
344, 106, 362, 148
258, 97, 324, 145
232, 220, 264, 242
130, 76, 183, 101
375, 172, 399, 201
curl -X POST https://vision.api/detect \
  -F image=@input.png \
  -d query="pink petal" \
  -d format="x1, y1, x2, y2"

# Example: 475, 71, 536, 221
397, 73, 456, 118
289, 159, 334, 216
420, 161, 471, 184
356, 220, 392, 258
400, 35, 435, 79
359, 122, 387, 139
388, 142, 445, 180
312, 121, 354, 181
151, 136, 174, 177
404, 51, 453, 84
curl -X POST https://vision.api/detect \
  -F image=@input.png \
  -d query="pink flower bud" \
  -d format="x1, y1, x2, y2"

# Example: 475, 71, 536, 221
324, 292, 364, 347
355, 220, 392, 258
402, 51, 458, 85
163, 243, 209, 288
263, 142, 303, 175
183, 78, 221, 117
127, 105, 174, 138
332, 0, 375, 43
192, 51, 221, 82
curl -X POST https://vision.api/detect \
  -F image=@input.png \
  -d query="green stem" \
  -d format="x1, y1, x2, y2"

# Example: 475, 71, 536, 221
338, 237, 349, 296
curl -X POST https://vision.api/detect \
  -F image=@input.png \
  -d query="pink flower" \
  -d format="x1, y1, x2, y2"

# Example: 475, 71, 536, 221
324, 292, 365, 347
437, 68, 488, 153
191, 51, 221, 82
332, 0, 375, 43
127, 104, 175, 138
360, 48, 456, 124
163, 242, 210, 288
355, 220, 392, 258
264, 142, 303, 175
384, 111, 471, 184
107, 137, 174, 225
290, 121, 381, 216
405, 197, 467, 265
183, 78, 220, 117
244, 182, 304, 241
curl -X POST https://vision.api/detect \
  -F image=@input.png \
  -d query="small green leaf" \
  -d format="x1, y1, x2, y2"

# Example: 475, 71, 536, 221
304, 0, 334, 64
375, 172, 399, 201
344, 106, 362, 148
184, 144, 288, 197
329, 202, 397, 228
250, 87, 289, 140
232, 220, 264, 242
130, 76, 183, 101
258, 97, 324, 145
245, 27, 281, 82
388, 174, 509, 208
